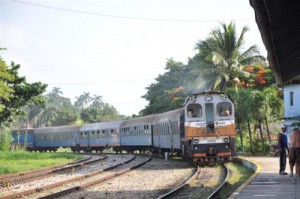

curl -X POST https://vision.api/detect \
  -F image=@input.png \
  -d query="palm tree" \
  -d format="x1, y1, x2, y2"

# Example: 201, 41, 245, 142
92, 95, 103, 107
81, 92, 92, 108
37, 106, 57, 127
30, 97, 58, 127
193, 22, 265, 92
47, 87, 63, 107
74, 95, 84, 109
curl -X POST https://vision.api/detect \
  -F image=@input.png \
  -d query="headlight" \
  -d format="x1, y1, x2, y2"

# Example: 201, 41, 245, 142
223, 138, 229, 143
194, 139, 199, 144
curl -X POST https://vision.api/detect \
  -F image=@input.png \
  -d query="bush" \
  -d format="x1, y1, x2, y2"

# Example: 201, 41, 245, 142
0, 129, 13, 151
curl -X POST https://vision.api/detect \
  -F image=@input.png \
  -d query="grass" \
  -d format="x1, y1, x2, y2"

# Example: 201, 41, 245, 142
213, 161, 255, 198
0, 150, 83, 175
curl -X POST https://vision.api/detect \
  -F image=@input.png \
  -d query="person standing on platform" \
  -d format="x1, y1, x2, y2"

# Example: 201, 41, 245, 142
289, 128, 300, 177
278, 125, 289, 175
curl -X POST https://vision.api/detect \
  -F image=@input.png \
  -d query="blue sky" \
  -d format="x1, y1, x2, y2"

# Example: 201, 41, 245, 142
0, 0, 267, 116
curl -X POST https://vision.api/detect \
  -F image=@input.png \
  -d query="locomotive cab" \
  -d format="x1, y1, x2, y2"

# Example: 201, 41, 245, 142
183, 92, 236, 164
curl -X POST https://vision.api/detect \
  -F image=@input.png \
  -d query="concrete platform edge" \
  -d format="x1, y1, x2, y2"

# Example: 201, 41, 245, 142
227, 156, 261, 199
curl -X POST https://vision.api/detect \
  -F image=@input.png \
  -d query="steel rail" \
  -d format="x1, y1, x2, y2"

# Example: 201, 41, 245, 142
206, 163, 229, 199
38, 155, 152, 199
0, 156, 107, 188
0, 155, 132, 199
0, 156, 92, 181
156, 166, 201, 199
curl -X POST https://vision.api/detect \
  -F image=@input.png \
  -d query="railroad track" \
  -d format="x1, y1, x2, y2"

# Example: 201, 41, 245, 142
0, 155, 231, 199
157, 166, 201, 199
157, 163, 229, 199
206, 164, 229, 199
0, 155, 92, 183
0, 155, 106, 190
0, 154, 133, 199
31, 155, 151, 199
61, 157, 195, 199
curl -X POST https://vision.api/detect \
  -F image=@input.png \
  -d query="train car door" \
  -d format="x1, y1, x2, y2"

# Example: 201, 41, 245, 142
108, 128, 118, 147
79, 131, 89, 149
168, 120, 173, 151
75, 131, 80, 146
105, 129, 109, 147
205, 103, 215, 132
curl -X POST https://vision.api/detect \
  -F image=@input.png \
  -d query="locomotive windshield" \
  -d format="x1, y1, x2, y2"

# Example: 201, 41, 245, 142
187, 103, 202, 118
217, 102, 233, 116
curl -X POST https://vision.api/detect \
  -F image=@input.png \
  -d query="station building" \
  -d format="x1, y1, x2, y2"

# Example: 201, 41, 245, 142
282, 83, 300, 140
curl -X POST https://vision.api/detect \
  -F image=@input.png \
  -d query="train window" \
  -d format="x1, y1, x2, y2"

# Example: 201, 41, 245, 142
97, 131, 100, 134
217, 102, 232, 116
111, 129, 113, 133
187, 103, 202, 118
92, 131, 95, 135
290, 91, 294, 106
102, 130, 105, 134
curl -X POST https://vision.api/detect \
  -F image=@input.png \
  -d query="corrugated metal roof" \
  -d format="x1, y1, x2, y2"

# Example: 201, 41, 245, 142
121, 114, 157, 126
80, 121, 124, 131
34, 125, 83, 134
152, 108, 184, 123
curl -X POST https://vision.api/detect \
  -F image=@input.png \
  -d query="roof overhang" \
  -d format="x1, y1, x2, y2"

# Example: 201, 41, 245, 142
250, 0, 300, 85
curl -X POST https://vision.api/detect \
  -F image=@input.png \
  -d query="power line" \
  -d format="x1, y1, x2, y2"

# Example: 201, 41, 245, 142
47, 79, 154, 86
11, 0, 253, 23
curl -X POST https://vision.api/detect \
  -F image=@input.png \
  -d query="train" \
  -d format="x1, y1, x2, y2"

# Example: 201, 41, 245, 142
11, 92, 237, 164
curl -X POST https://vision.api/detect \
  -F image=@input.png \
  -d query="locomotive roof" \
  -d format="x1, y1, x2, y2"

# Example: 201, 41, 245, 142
152, 108, 184, 123
80, 120, 124, 131
34, 125, 82, 134
184, 92, 234, 105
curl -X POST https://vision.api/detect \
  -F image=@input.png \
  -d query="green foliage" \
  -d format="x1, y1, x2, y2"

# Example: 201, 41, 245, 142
80, 103, 118, 123
140, 58, 189, 115
0, 55, 47, 127
187, 22, 265, 92
227, 88, 264, 121
50, 108, 79, 126
227, 87, 283, 154
0, 129, 13, 151
12, 86, 122, 127
0, 151, 82, 174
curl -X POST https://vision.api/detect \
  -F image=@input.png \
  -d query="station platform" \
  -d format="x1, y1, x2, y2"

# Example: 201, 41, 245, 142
231, 156, 299, 199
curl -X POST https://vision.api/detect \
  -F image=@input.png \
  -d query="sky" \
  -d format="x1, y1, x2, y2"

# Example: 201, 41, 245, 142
0, 0, 267, 116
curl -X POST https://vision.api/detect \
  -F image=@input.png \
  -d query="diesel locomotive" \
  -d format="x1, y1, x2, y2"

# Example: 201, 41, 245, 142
11, 92, 237, 164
